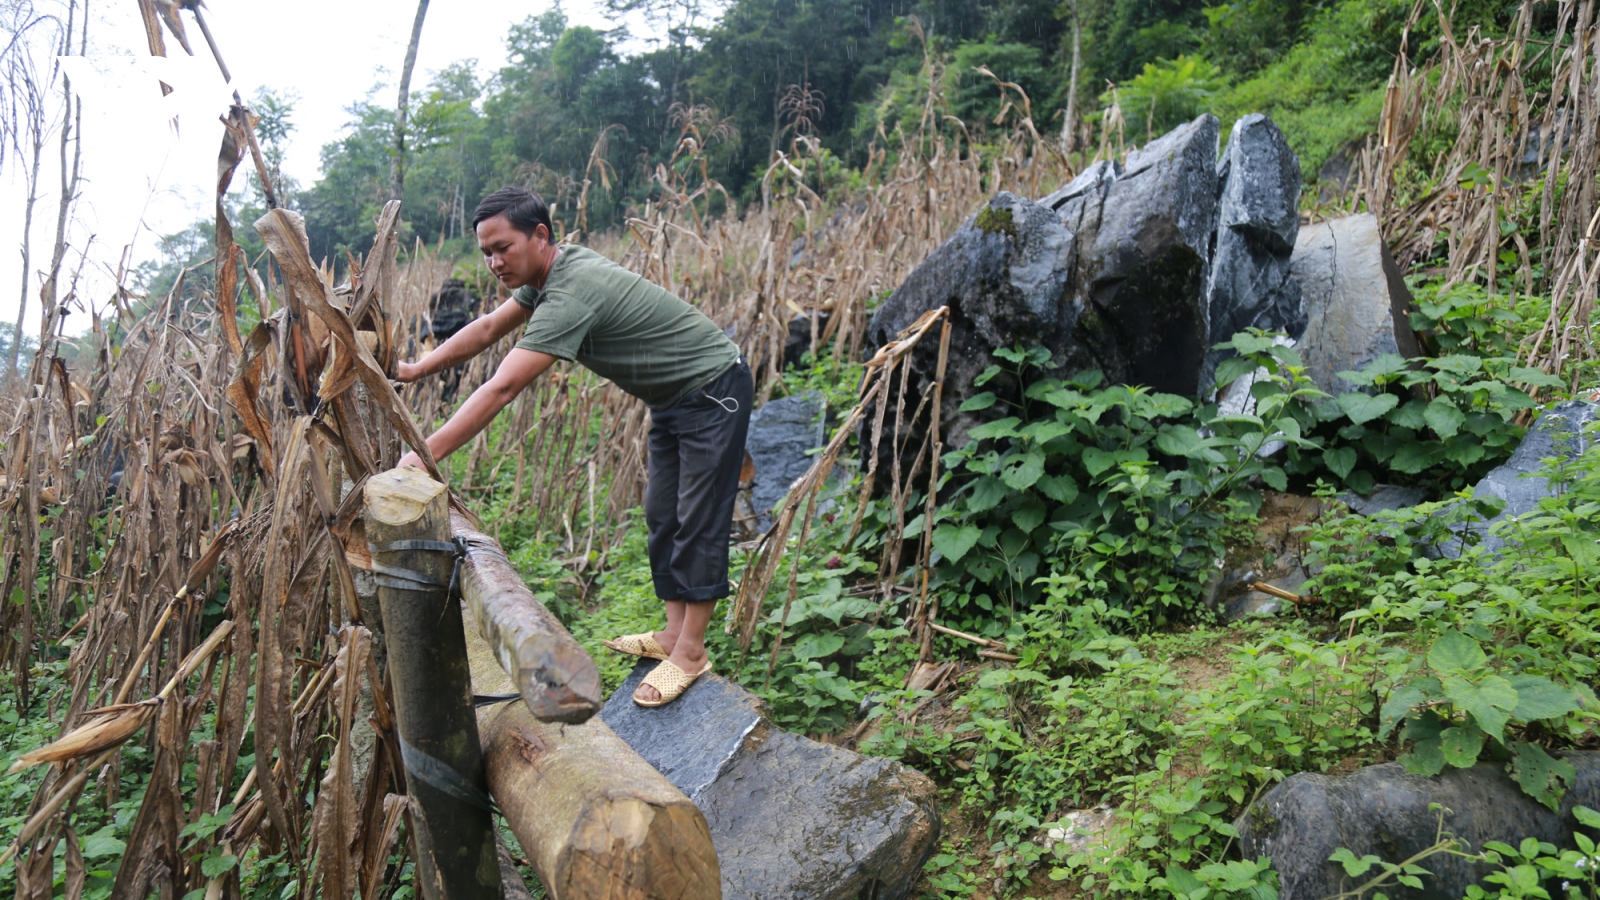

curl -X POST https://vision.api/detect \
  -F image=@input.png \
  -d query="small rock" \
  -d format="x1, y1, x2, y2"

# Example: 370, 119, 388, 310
1452, 400, 1599, 555
744, 392, 827, 532
602, 661, 941, 900
1291, 214, 1422, 394
1238, 754, 1600, 900
1044, 806, 1117, 856
428, 278, 481, 342
1338, 483, 1430, 516
783, 312, 832, 369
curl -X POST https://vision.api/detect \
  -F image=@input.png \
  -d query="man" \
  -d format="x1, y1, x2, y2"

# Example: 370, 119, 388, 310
397, 187, 751, 707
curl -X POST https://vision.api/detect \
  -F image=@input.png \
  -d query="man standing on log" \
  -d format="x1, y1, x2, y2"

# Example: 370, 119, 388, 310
396, 187, 751, 707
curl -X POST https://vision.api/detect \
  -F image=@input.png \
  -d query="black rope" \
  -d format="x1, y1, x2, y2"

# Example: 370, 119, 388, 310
398, 734, 497, 814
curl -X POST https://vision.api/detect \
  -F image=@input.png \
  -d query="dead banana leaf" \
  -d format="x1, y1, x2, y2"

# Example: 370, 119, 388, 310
6, 701, 157, 774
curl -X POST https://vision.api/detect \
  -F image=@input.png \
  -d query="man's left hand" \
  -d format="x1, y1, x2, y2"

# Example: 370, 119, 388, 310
396, 452, 425, 470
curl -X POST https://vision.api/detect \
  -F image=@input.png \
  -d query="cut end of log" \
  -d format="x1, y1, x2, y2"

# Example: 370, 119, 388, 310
560, 797, 722, 899
365, 467, 447, 525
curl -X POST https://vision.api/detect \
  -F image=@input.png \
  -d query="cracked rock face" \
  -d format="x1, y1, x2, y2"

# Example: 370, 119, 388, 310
1291, 212, 1421, 393
1237, 754, 1600, 900
601, 661, 941, 900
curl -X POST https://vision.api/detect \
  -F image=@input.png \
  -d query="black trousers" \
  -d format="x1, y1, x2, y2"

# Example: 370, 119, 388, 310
644, 359, 753, 602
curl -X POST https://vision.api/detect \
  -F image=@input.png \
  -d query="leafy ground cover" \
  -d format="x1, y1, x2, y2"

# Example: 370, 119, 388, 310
488, 320, 1600, 898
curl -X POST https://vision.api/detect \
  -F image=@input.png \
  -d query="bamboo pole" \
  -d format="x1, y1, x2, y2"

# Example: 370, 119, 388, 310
365, 468, 501, 900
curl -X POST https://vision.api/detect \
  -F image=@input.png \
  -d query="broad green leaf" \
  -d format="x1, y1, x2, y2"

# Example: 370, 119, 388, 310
1214, 356, 1259, 390
1156, 425, 1203, 458
1508, 741, 1577, 813
1380, 683, 1429, 738
1021, 420, 1072, 444
1561, 534, 1600, 572
967, 476, 1007, 513
974, 364, 1003, 386
1428, 630, 1487, 674
1163, 864, 1205, 897
1357, 353, 1412, 383
1337, 392, 1399, 426
1083, 447, 1117, 477
201, 855, 239, 878
1390, 399, 1428, 430
1508, 366, 1565, 389
1329, 848, 1380, 878
1506, 674, 1582, 722
1013, 501, 1047, 534
1439, 726, 1486, 768
959, 392, 998, 412
1001, 450, 1046, 490
1390, 440, 1442, 474
1323, 446, 1357, 480
81, 827, 125, 860
1261, 467, 1288, 491
1442, 674, 1518, 740
1035, 474, 1079, 504
1423, 398, 1467, 439
1402, 737, 1447, 776
1431, 354, 1485, 376
1573, 806, 1600, 829
1444, 438, 1486, 467
933, 523, 981, 563
968, 417, 1021, 441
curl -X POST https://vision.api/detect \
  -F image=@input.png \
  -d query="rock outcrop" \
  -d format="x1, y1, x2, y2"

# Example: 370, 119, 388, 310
1237, 754, 1600, 900
602, 661, 941, 900
1291, 213, 1421, 393
1205, 113, 1305, 388
865, 114, 1309, 469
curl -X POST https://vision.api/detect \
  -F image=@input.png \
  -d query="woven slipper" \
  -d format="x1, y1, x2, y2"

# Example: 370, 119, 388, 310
602, 632, 669, 660
633, 657, 713, 708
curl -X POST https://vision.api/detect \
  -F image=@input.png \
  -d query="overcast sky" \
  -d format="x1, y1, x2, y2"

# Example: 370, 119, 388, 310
0, 0, 635, 340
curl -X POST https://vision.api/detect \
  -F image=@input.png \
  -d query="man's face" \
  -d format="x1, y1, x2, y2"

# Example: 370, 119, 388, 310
476, 214, 547, 289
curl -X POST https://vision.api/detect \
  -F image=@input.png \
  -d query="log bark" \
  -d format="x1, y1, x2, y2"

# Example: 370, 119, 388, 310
462, 603, 720, 900
366, 469, 501, 900
452, 511, 600, 723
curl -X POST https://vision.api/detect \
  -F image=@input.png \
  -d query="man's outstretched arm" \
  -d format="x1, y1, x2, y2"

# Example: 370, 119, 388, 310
399, 348, 557, 468
397, 296, 531, 382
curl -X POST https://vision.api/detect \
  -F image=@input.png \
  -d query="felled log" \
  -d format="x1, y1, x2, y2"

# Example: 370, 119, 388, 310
461, 605, 721, 900
452, 510, 600, 723
365, 469, 501, 900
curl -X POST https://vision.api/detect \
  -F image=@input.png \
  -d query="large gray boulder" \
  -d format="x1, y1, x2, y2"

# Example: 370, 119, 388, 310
1455, 400, 1599, 554
1045, 113, 1222, 396
601, 661, 941, 900
1205, 114, 1306, 388
1237, 754, 1600, 900
1292, 213, 1422, 393
865, 189, 1076, 458
744, 392, 827, 532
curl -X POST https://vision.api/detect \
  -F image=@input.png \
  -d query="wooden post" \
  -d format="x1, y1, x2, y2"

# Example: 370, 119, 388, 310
461, 600, 721, 900
365, 468, 501, 900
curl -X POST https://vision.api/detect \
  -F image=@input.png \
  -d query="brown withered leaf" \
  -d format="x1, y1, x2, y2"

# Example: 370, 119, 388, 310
227, 322, 277, 477
253, 208, 443, 482
7, 701, 157, 773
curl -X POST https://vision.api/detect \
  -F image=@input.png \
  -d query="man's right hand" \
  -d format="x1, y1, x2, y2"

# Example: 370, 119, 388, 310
396, 360, 423, 383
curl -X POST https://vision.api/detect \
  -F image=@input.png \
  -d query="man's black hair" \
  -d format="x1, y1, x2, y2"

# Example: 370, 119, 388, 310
472, 187, 553, 239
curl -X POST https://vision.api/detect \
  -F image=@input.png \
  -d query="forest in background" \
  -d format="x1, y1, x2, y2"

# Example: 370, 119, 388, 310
137, 0, 1475, 299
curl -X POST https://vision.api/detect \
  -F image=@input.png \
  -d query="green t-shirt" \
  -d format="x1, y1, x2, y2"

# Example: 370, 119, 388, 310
512, 246, 740, 409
